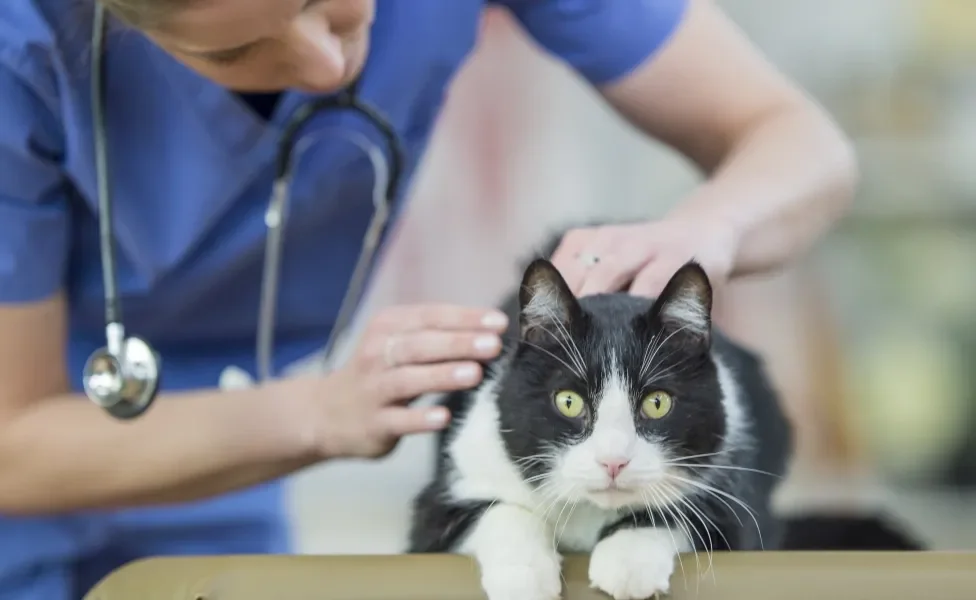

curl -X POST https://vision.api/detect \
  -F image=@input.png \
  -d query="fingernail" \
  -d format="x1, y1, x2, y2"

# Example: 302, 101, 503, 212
474, 335, 501, 353
481, 312, 508, 329
426, 408, 449, 426
453, 364, 479, 383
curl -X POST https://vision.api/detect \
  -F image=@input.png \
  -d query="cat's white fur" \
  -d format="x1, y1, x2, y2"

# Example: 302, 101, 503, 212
659, 287, 710, 336
521, 279, 567, 327
445, 345, 745, 600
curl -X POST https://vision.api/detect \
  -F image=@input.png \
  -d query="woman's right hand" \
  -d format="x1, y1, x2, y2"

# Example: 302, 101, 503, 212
284, 303, 509, 461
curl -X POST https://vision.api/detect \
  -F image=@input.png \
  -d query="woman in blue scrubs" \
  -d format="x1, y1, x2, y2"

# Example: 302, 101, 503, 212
0, 0, 857, 598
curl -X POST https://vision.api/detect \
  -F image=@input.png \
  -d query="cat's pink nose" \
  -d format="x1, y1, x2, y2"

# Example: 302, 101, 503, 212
599, 458, 631, 479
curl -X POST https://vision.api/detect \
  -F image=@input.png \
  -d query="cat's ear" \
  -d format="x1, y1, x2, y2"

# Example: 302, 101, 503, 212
649, 261, 713, 345
518, 259, 581, 342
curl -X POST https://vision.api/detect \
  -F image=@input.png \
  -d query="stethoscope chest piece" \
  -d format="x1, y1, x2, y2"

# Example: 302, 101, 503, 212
82, 336, 161, 420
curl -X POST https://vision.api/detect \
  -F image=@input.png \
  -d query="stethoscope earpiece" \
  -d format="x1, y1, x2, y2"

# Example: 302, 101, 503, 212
82, 336, 161, 420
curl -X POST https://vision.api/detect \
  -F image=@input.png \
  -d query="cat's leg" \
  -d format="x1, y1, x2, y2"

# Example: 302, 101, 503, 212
588, 527, 693, 600
459, 503, 562, 600
406, 481, 492, 553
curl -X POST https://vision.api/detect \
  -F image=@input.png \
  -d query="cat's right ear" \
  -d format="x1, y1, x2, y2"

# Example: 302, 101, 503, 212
518, 259, 581, 342
648, 260, 713, 347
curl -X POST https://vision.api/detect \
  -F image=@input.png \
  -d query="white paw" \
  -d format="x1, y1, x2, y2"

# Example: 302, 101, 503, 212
462, 504, 563, 600
588, 528, 680, 600
479, 555, 563, 600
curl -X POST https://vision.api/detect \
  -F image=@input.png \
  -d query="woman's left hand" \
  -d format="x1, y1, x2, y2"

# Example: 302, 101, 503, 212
550, 216, 738, 298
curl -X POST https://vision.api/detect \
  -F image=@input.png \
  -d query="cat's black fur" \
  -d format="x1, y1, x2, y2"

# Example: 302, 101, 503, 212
407, 229, 794, 558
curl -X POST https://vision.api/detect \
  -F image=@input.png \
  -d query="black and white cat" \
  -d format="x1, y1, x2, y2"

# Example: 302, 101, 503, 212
407, 249, 793, 600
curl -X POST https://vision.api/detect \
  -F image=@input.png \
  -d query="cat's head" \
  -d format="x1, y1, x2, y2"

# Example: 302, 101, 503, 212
494, 258, 740, 511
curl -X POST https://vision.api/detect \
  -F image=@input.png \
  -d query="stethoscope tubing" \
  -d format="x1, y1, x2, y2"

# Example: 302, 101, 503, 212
87, 3, 405, 417
257, 85, 405, 381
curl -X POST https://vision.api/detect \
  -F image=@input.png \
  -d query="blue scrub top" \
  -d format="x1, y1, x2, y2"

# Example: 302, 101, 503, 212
0, 0, 687, 595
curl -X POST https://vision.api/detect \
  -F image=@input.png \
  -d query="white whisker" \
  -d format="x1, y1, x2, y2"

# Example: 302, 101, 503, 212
669, 463, 781, 478
538, 323, 586, 380
540, 304, 587, 379
646, 488, 690, 590
662, 481, 723, 586
522, 340, 583, 379
554, 498, 580, 552
668, 451, 728, 463
667, 474, 764, 550
639, 324, 692, 382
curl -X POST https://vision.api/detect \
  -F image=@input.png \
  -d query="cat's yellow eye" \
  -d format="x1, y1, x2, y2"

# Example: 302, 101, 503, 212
553, 390, 585, 419
641, 391, 673, 420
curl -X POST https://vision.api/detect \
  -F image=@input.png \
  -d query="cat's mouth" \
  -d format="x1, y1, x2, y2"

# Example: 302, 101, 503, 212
585, 485, 641, 509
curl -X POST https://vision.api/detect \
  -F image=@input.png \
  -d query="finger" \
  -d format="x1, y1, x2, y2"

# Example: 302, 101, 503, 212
375, 361, 484, 401
555, 259, 587, 296
376, 330, 503, 367
549, 227, 588, 263
577, 257, 645, 297
549, 232, 589, 292
373, 304, 508, 334
550, 227, 607, 294
375, 405, 451, 437
628, 260, 683, 298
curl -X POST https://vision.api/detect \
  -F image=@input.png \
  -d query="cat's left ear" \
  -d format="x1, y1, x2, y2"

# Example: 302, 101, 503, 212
649, 261, 713, 345
518, 259, 581, 342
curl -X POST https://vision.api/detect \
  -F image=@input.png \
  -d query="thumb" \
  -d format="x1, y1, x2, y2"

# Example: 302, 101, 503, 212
376, 405, 451, 438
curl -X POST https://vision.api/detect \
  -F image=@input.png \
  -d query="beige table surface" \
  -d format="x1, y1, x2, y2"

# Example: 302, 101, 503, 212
84, 552, 976, 600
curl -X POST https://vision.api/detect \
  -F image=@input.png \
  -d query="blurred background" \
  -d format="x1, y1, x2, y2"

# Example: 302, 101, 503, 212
288, 0, 976, 553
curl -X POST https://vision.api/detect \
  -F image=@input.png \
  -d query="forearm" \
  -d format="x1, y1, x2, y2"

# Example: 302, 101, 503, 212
0, 384, 315, 515
669, 101, 858, 276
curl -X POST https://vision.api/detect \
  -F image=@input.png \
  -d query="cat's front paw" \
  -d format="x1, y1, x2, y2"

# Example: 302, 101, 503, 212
463, 504, 563, 600
479, 555, 563, 600
589, 528, 682, 600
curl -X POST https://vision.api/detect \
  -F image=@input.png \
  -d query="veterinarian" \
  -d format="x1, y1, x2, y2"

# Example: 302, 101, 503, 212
0, 0, 856, 597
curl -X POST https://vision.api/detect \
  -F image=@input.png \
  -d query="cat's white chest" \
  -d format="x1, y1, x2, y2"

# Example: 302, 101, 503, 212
543, 502, 619, 552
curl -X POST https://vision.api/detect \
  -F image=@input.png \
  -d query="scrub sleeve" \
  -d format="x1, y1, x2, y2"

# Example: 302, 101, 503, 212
0, 64, 69, 303
500, 0, 688, 85
0, 61, 86, 600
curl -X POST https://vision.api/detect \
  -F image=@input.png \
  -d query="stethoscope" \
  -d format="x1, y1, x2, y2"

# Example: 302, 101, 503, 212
82, 4, 405, 420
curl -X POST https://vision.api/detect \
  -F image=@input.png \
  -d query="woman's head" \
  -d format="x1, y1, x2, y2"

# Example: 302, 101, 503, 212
100, 0, 375, 92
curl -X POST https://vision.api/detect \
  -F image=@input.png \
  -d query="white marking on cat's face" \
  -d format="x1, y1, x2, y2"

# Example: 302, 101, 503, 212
553, 354, 670, 510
